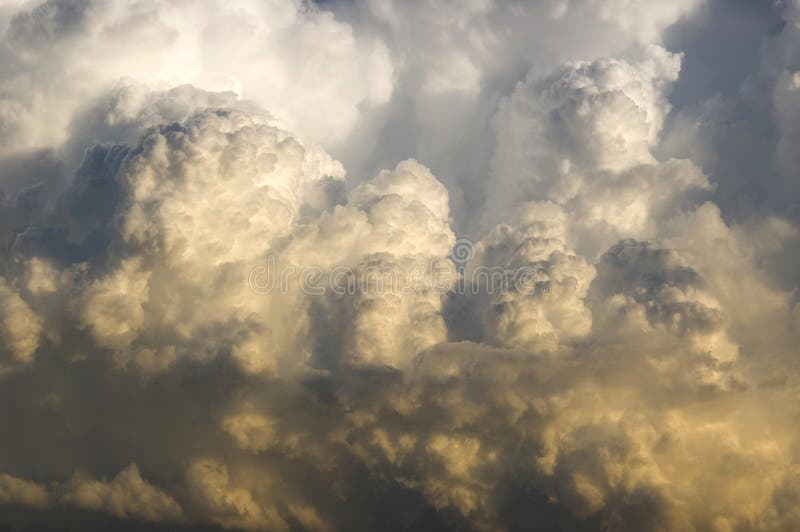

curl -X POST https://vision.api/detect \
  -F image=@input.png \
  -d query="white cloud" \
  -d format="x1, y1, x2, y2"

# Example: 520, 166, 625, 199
488, 46, 710, 257
0, 0, 393, 154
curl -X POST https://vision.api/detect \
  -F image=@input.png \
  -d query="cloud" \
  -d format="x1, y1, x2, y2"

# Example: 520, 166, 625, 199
0, 473, 50, 509
0, 0, 393, 154
0, 278, 42, 367
58, 103, 346, 374
467, 203, 596, 352
61, 464, 182, 522
1, 0, 800, 531
185, 459, 288, 531
488, 45, 710, 256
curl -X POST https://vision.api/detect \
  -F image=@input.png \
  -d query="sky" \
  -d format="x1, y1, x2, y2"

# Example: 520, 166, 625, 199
1, 0, 800, 530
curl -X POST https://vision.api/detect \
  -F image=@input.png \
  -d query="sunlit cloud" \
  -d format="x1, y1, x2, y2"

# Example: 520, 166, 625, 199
1, 0, 800, 530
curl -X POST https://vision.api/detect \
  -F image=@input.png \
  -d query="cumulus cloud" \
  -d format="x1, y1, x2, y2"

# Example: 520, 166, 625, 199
0, 473, 50, 509
186, 459, 289, 531
1, 0, 800, 531
0, 278, 42, 367
54, 103, 345, 374
61, 464, 182, 521
488, 45, 711, 256
0, 0, 392, 154
467, 203, 596, 352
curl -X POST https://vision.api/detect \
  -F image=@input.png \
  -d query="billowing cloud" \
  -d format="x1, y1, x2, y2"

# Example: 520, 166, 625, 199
488, 45, 711, 256
2, 0, 800, 531
0, 0, 392, 154
61, 464, 182, 521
